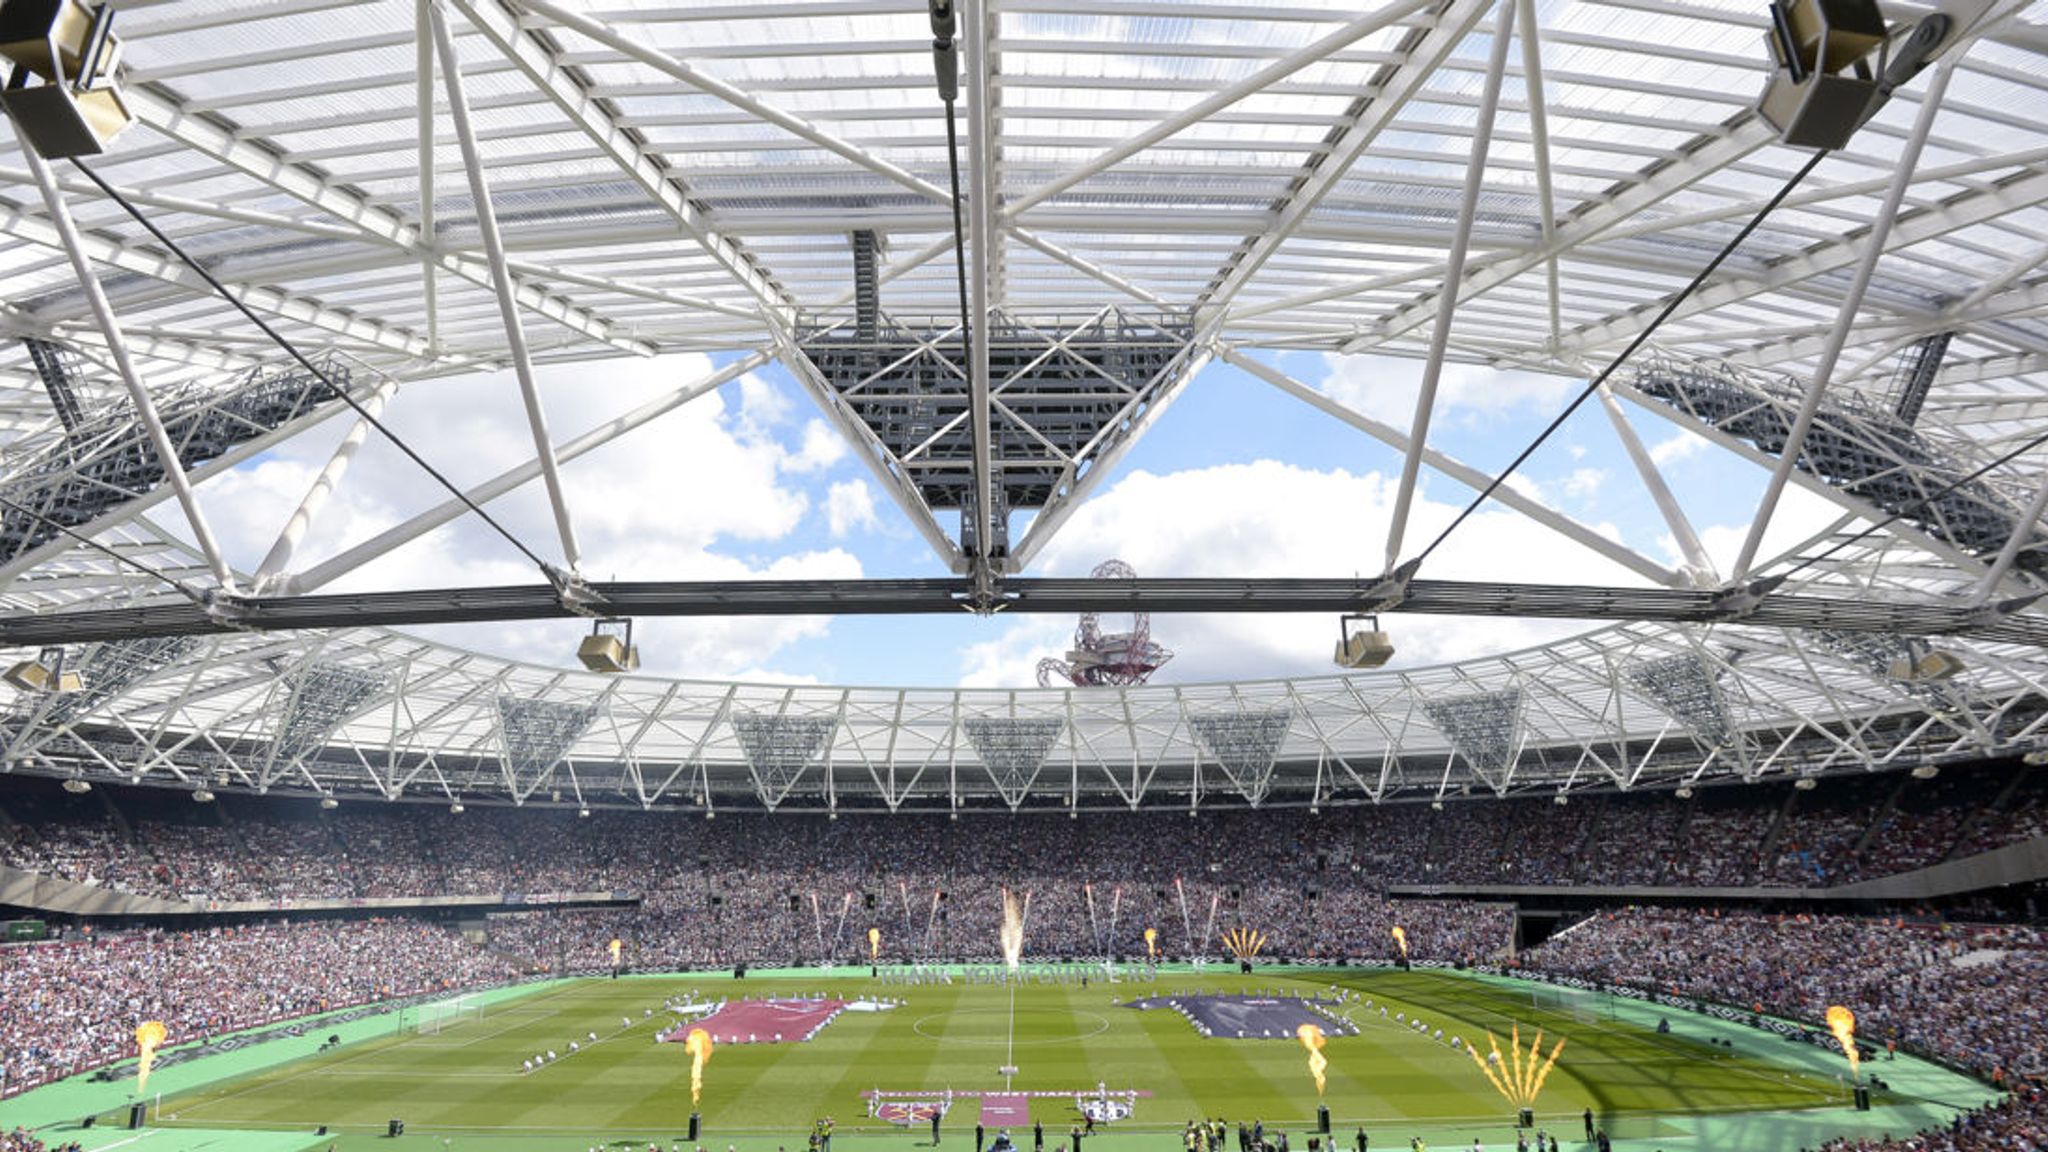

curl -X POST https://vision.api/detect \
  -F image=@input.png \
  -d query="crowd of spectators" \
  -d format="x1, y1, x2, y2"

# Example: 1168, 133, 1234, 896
1519, 908, 2048, 1082
0, 919, 515, 1097
5, 763, 2042, 908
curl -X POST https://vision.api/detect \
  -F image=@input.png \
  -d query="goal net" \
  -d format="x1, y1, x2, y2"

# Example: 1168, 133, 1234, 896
411, 997, 486, 1035
1528, 984, 1604, 1024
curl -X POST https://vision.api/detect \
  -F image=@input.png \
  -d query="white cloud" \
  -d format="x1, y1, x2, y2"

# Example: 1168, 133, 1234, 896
1316, 352, 1579, 428
784, 418, 850, 473
192, 353, 863, 680
957, 459, 1656, 687
1561, 467, 1608, 499
824, 479, 881, 538
1649, 428, 1709, 467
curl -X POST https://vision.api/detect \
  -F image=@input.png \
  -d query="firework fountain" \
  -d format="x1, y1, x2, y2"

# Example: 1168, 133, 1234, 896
1466, 1024, 1565, 1123
1144, 926, 1158, 959
1000, 888, 1028, 1086
869, 926, 882, 964
1391, 925, 1409, 969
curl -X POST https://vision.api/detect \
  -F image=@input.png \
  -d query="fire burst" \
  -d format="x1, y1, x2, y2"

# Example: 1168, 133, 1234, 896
1296, 1024, 1329, 1096
1826, 1006, 1861, 1082
684, 1027, 715, 1106
609, 937, 622, 966
1144, 927, 1158, 958
134, 1020, 167, 1093
1000, 888, 1028, 974
1465, 1024, 1565, 1113
1221, 926, 1268, 960
869, 926, 882, 962
1391, 925, 1408, 960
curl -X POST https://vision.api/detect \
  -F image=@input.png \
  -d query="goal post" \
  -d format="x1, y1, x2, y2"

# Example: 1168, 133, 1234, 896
410, 997, 486, 1035
1528, 983, 1604, 1024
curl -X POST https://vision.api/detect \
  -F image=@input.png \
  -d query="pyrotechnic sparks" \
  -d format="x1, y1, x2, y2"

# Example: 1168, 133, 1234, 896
684, 1027, 714, 1106
134, 1020, 167, 1093
1000, 888, 1027, 973
1221, 926, 1268, 960
869, 926, 882, 962
609, 938, 622, 966
1391, 925, 1408, 959
1465, 1024, 1565, 1112
1827, 1006, 1861, 1081
1144, 927, 1158, 958
1295, 1023, 1329, 1096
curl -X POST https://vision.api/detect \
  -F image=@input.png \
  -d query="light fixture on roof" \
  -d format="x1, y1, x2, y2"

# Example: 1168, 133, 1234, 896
2024, 749, 2048, 767
0, 0, 132, 159
578, 806, 591, 818
1553, 793, 1569, 806
449, 800, 465, 814
4, 646, 82, 694
1333, 613, 1394, 670
1888, 647, 1965, 683
192, 787, 214, 804
1675, 786, 1695, 799
576, 618, 640, 673
319, 795, 339, 810
1794, 776, 1818, 790
1910, 764, 1940, 780
61, 773, 89, 794
1756, 0, 1954, 151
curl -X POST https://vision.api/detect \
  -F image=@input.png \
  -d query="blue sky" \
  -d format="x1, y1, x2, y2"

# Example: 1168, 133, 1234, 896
191, 344, 1845, 687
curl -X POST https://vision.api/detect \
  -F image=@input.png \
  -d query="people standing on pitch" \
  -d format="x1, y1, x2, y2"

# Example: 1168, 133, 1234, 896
1355, 1127, 1368, 1152
931, 1111, 941, 1145
1582, 1109, 1593, 1142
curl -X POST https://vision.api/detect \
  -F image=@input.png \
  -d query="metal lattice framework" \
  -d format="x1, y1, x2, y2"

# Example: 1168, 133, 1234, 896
1422, 688, 1527, 791
0, 0, 2045, 811
495, 695, 602, 802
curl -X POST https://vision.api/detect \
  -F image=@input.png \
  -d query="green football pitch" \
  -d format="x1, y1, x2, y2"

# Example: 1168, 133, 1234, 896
151, 968, 1853, 1146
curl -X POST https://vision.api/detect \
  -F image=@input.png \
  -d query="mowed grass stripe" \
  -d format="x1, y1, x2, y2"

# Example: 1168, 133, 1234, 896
157, 970, 1853, 1137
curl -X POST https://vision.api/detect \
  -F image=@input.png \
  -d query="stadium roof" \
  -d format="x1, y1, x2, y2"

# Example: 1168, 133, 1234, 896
1, 0, 2047, 812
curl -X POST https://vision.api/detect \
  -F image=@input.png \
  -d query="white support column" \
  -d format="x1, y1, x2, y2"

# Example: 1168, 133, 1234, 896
14, 143, 237, 589
429, 0, 582, 571
1382, 0, 1510, 571
290, 349, 772, 593
253, 374, 402, 590
1513, 0, 1561, 350
1731, 61, 1956, 581
417, 0, 440, 351
1599, 386, 1714, 583
1971, 476, 2048, 603
965, 0, 996, 579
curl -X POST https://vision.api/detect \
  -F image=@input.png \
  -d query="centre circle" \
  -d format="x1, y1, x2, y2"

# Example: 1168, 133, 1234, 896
912, 1007, 1112, 1047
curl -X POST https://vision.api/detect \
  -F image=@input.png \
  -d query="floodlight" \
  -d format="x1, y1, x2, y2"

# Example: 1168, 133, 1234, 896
192, 788, 214, 803
928, 0, 958, 102
1795, 776, 1818, 790
0, 0, 133, 159
2024, 749, 2048, 767
1675, 786, 1695, 799
319, 795, 339, 810
449, 800, 465, 814
61, 774, 89, 793
4, 646, 82, 693
576, 617, 640, 673
1909, 764, 1939, 779
1756, 0, 1953, 150
1333, 613, 1394, 669
1887, 648, 1965, 682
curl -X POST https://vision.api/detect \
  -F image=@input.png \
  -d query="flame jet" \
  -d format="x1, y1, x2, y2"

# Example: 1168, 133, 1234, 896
1296, 1024, 1329, 1095
135, 1020, 167, 1093
1827, 1006, 1861, 1081
684, 1028, 715, 1106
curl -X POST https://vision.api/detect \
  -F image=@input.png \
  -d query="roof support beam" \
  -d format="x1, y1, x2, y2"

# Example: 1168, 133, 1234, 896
1383, 0, 1514, 570
286, 348, 772, 594
430, 0, 584, 572
15, 144, 236, 590
1204, 0, 1496, 316
1219, 343, 1685, 587
1730, 61, 1954, 581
